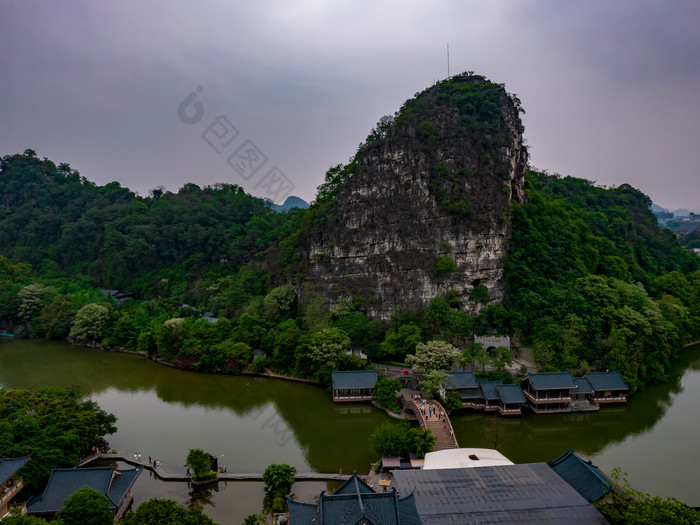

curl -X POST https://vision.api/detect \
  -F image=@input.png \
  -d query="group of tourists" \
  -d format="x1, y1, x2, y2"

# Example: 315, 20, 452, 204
416, 398, 444, 421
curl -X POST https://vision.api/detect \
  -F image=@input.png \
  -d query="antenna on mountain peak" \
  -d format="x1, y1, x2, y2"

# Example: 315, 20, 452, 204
447, 43, 450, 78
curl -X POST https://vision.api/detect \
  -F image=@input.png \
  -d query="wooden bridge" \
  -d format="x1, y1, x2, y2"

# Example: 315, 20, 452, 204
403, 395, 458, 451
79, 453, 361, 482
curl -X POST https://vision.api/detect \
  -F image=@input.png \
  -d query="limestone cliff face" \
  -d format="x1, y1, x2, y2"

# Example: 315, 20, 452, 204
302, 74, 527, 319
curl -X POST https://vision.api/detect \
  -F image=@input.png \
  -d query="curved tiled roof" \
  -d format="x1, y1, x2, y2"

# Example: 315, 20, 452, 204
0, 454, 31, 484
332, 370, 378, 389
585, 371, 628, 392
27, 467, 142, 515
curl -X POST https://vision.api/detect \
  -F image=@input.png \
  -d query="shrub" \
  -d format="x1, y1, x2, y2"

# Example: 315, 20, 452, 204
262, 464, 296, 496
374, 376, 401, 412
434, 255, 458, 277
469, 284, 490, 302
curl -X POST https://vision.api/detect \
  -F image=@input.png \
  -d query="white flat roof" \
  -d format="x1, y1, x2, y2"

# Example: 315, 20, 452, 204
422, 448, 514, 470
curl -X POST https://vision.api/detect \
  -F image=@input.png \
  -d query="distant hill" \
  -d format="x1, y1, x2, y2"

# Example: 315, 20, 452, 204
651, 203, 700, 217
269, 195, 309, 212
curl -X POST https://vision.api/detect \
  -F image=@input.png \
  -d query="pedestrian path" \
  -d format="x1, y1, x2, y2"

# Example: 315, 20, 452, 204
403, 395, 458, 451
79, 453, 358, 482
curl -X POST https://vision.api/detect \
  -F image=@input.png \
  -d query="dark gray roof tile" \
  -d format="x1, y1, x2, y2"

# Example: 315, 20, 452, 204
0, 454, 31, 485
497, 384, 526, 404
332, 370, 378, 390
525, 372, 577, 390
585, 372, 628, 392
392, 463, 607, 524
549, 450, 612, 502
445, 372, 478, 389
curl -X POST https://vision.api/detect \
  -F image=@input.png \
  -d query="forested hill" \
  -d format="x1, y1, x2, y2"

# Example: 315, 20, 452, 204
504, 171, 700, 384
0, 150, 296, 300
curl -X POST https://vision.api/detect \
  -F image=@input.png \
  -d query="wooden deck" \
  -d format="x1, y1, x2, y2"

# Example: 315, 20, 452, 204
79, 453, 360, 482
403, 395, 458, 451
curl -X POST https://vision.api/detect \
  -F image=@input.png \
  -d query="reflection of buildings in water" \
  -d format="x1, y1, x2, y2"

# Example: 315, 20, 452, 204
334, 405, 374, 416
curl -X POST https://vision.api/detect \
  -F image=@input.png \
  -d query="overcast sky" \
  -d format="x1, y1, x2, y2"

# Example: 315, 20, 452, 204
2, 1, 699, 210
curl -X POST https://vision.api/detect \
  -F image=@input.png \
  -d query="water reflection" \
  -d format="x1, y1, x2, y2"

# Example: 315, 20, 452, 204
2, 339, 700, 509
0, 339, 386, 474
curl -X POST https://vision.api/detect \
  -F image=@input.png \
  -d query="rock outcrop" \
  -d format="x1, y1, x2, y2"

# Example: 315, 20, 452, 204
302, 74, 528, 319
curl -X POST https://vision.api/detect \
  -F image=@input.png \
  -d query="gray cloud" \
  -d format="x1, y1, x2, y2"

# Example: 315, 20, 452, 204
1, 1, 698, 210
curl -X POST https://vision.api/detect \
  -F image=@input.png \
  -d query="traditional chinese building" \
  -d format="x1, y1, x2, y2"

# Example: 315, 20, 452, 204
26, 467, 142, 523
521, 372, 578, 413
585, 371, 629, 404
331, 370, 378, 402
287, 472, 421, 524
392, 462, 606, 523
571, 377, 598, 411
549, 449, 613, 503
444, 371, 482, 408
496, 383, 526, 415
0, 455, 31, 517
478, 380, 503, 412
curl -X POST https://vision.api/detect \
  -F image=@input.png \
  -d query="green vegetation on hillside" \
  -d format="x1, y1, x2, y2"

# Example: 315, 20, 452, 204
0, 150, 292, 300
503, 171, 700, 387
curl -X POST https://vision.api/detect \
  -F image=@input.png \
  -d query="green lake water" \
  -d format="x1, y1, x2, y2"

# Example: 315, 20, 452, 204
1, 338, 699, 523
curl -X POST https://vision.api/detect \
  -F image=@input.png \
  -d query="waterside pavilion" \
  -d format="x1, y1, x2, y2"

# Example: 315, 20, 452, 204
521, 372, 578, 413
585, 371, 629, 404
496, 383, 526, 415
331, 370, 378, 402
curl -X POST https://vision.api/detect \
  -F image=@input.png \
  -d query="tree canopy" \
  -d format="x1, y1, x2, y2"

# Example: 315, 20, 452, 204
0, 387, 117, 494
122, 498, 216, 525
54, 487, 112, 525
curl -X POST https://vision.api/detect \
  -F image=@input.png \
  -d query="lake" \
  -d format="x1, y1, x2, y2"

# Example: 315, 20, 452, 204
1, 338, 699, 523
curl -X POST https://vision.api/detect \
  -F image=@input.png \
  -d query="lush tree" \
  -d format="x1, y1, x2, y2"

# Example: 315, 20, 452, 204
469, 284, 489, 302
262, 464, 296, 496
595, 468, 700, 525
460, 342, 483, 370
373, 376, 401, 412
307, 328, 350, 381
17, 284, 55, 325
334, 311, 385, 359
490, 345, 513, 371
406, 340, 460, 373
434, 255, 457, 276
379, 323, 421, 361
251, 354, 266, 373
122, 498, 216, 524
369, 420, 434, 459
408, 425, 436, 459
36, 295, 73, 339
69, 303, 110, 341
55, 487, 112, 525
419, 370, 446, 398
442, 389, 463, 411
474, 344, 491, 372
185, 449, 213, 480
263, 284, 297, 318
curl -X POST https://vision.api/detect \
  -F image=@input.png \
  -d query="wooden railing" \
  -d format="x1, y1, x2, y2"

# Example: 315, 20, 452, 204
523, 390, 571, 403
